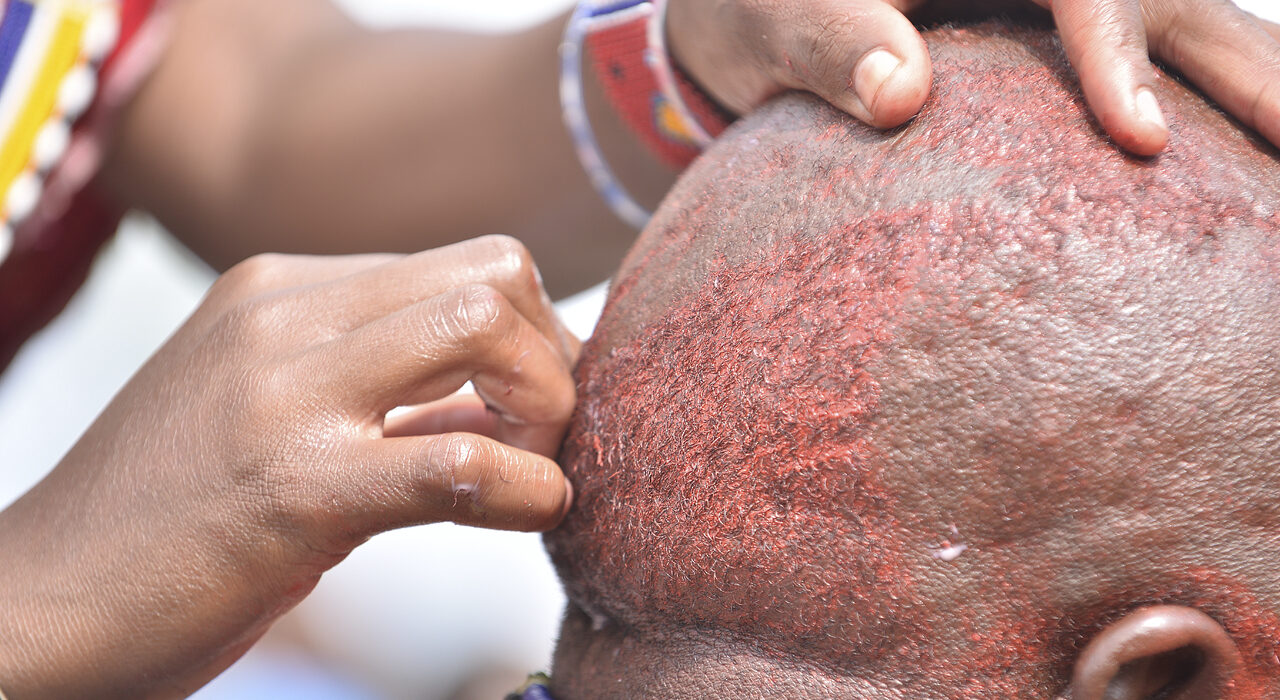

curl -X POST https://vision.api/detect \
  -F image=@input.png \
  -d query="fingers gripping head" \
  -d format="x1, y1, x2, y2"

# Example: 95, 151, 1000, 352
546, 21, 1280, 699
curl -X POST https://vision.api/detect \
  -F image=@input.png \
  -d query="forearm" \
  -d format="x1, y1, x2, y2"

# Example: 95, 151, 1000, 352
99, 0, 673, 298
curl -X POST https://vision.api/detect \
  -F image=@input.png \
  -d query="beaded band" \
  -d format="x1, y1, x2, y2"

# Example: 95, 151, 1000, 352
560, 0, 732, 229
645, 0, 716, 149
560, 1, 651, 230
0, 0, 168, 372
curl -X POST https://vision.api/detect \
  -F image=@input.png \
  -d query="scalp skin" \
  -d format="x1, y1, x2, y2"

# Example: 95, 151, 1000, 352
546, 21, 1280, 699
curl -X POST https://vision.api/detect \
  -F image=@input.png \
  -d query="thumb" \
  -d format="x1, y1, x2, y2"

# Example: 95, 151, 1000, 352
774, 1, 932, 127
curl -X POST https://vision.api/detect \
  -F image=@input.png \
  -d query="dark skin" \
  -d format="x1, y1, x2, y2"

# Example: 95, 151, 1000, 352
5, 0, 1280, 694
548, 21, 1280, 699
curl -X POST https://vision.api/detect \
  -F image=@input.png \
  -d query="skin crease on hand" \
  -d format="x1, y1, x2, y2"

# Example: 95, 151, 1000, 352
546, 20, 1280, 700
0, 236, 577, 698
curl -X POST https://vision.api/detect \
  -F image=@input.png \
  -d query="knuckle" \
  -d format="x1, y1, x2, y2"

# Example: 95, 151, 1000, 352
422, 433, 490, 497
475, 233, 533, 269
213, 253, 289, 300
1158, 0, 1221, 29
215, 295, 294, 349
1068, 10, 1147, 63
1110, 10, 1149, 54
474, 234, 543, 297
1152, 1, 1261, 67
444, 284, 512, 344
1150, 1, 1212, 62
801, 12, 863, 83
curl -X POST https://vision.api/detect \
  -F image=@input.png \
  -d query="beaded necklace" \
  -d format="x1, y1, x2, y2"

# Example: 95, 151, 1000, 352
0, 0, 119, 263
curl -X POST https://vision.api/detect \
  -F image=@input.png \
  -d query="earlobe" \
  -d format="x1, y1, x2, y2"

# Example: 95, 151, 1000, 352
1070, 605, 1241, 700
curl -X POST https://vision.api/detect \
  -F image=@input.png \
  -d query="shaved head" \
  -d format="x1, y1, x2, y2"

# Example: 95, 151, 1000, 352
546, 20, 1280, 699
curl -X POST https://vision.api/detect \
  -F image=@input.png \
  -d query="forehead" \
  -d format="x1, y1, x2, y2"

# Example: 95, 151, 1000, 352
548, 21, 1280, 693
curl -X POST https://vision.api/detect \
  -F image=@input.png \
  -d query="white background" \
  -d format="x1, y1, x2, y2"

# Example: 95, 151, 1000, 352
1, 1, 1275, 698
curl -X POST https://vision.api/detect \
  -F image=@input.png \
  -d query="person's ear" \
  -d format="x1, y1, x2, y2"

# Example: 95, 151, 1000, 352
1070, 605, 1241, 700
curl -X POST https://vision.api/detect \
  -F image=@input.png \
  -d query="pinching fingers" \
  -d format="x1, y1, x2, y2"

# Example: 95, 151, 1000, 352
308, 283, 577, 458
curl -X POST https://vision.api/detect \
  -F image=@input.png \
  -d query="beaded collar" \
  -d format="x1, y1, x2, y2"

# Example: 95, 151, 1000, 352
0, 0, 121, 262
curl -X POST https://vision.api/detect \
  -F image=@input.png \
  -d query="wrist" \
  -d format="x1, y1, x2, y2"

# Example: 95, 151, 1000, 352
0, 457, 300, 698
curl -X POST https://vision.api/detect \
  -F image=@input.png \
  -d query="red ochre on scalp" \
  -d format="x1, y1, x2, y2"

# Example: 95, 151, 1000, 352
548, 21, 1280, 696
560, 210, 923, 656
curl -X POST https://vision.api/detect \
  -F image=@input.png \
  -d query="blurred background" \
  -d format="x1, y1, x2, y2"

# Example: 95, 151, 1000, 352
0, 0, 1275, 698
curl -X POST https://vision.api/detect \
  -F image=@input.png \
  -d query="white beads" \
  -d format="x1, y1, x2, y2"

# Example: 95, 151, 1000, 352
33, 119, 70, 172
0, 2, 121, 242
6, 171, 41, 224
82, 7, 120, 63
57, 65, 96, 121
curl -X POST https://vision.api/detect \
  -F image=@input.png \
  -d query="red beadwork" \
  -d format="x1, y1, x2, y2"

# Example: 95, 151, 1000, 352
585, 13, 731, 170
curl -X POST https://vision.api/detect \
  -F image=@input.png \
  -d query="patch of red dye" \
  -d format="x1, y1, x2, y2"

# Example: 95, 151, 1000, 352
547, 19, 1280, 696
549, 208, 928, 663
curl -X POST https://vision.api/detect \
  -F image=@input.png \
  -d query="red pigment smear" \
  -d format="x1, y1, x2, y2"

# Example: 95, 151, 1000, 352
547, 20, 1280, 694
551, 211, 925, 664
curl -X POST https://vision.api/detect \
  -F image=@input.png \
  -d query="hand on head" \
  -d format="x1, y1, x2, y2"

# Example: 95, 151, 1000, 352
668, 0, 1280, 155
0, 235, 576, 697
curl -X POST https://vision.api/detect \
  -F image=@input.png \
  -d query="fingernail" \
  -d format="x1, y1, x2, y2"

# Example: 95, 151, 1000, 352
854, 49, 902, 114
561, 479, 574, 520
1135, 88, 1166, 130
